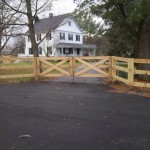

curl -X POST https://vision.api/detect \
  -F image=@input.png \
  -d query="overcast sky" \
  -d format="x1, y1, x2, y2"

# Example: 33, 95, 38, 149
40, 0, 77, 18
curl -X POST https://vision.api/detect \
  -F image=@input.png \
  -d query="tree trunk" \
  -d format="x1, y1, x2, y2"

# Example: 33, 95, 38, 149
25, 0, 39, 78
25, 0, 38, 57
136, 16, 150, 81
0, 36, 2, 56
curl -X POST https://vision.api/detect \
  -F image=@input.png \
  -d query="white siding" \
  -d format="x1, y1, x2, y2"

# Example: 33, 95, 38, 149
24, 18, 84, 57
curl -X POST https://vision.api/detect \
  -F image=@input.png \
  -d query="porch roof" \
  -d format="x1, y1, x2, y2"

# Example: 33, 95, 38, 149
56, 43, 96, 49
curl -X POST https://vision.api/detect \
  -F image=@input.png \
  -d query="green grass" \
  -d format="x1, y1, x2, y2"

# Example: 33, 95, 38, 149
0, 61, 33, 75
0, 61, 33, 67
0, 61, 34, 83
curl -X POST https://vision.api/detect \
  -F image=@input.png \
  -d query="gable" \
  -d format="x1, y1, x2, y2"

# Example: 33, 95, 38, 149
55, 18, 82, 34
25, 14, 70, 34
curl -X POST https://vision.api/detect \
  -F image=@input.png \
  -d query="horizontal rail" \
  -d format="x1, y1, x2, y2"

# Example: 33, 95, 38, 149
113, 56, 150, 88
0, 66, 33, 70
0, 74, 34, 79
115, 66, 128, 72
0, 56, 149, 88
113, 57, 129, 62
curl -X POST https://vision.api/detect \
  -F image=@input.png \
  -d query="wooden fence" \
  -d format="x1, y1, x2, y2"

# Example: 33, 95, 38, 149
0, 56, 34, 79
37, 56, 110, 78
111, 56, 150, 88
0, 56, 150, 88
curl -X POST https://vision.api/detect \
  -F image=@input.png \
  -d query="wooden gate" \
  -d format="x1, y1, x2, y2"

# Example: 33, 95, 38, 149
38, 56, 110, 78
38, 57, 71, 77
73, 56, 110, 77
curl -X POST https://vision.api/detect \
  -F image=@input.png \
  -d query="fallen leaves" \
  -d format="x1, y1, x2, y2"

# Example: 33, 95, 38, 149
19, 135, 31, 138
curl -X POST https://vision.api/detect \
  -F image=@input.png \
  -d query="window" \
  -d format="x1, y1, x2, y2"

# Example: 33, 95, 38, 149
69, 48, 73, 54
47, 47, 52, 55
28, 36, 30, 42
29, 48, 33, 55
60, 33, 65, 40
37, 34, 41, 41
68, 21, 71, 26
60, 48, 62, 55
68, 34, 73, 41
63, 48, 73, 54
77, 48, 80, 55
76, 35, 80, 41
63, 48, 69, 54
46, 32, 51, 40
38, 47, 42, 55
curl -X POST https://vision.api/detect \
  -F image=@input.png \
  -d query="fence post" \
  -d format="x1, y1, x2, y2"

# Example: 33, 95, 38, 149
37, 57, 41, 76
70, 57, 73, 76
70, 57, 75, 82
111, 56, 116, 82
109, 56, 113, 79
33, 57, 40, 78
128, 58, 134, 86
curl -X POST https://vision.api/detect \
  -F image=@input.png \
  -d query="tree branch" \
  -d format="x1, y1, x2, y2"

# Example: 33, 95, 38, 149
117, 3, 139, 39
2, 0, 27, 15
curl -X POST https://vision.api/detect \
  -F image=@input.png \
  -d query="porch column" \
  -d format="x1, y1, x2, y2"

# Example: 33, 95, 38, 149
61, 47, 63, 56
73, 48, 75, 56
81, 48, 83, 56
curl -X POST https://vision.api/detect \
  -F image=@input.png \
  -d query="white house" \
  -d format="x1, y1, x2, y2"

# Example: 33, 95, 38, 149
23, 13, 96, 57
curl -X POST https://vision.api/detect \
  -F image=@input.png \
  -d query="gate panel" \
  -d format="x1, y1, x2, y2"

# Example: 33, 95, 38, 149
74, 56, 110, 77
38, 56, 110, 78
38, 57, 71, 77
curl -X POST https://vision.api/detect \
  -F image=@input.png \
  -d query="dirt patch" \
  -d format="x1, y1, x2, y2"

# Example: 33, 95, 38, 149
106, 79, 150, 98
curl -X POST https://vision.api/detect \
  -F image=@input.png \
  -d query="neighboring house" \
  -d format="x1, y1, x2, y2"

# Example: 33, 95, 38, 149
22, 13, 96, 57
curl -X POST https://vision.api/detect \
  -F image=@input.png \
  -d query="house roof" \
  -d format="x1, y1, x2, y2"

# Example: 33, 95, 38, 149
56, 43, 96, 49
26, 13, 71, 34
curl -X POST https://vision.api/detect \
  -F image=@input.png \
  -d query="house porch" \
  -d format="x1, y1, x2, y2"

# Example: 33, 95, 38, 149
55, 43, 96, 56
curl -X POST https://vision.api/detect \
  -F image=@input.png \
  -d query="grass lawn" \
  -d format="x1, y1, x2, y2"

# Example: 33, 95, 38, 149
0, 61, 33, 75
0, 61, 34, 83
0, 60, 71, 83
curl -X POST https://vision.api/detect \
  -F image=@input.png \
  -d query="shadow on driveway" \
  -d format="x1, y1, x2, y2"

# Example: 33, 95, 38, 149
0, 81, 150, 150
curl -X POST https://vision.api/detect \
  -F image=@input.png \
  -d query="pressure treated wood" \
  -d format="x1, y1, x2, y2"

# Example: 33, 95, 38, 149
0, 56, 150, 88
113, 56, 150, 88
128, 58, 134, 85
0, 74, 33, 79
0, 57, 34, 79
75, 57, 109, 77
39, 57, 70, 77
115, 66, 128, 72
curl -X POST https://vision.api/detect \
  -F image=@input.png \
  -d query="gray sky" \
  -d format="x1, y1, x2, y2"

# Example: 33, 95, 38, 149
40, 0, 77, 18
52, 0, 77, 14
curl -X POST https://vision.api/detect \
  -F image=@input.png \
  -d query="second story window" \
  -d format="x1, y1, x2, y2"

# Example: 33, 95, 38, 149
60, 33, 65, 40
76, 35, 80, 41
68, 21, 71, 26
46, 32, 51, 40
37, 34, 41, 41
68, 34, 73, 41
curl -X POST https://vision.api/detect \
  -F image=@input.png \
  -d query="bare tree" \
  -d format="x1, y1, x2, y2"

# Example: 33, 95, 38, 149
2, 0, 53, 57
2, 0, 54, 78
10, 35, 25, 55
0, 0, 22, 55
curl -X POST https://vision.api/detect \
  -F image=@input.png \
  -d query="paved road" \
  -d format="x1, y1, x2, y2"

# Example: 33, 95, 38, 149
0, 81, 150, 150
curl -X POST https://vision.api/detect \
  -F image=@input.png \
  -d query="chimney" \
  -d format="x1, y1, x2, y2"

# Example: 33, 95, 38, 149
49, 13, 53, 18
35, 15, 39, 23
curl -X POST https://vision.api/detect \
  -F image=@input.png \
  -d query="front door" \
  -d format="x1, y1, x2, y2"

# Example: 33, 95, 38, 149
77, 48, 80, 55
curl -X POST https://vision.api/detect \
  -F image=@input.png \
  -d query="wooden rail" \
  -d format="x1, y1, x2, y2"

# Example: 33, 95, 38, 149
0, 56, 150, 88
112, 56, 150, 88
0, 56, 34, 79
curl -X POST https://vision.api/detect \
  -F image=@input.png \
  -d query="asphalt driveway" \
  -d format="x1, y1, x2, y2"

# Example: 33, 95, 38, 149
0, 80, 150, 150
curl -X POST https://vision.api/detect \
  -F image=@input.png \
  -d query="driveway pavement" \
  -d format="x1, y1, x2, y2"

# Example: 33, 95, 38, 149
0, 80, 150, 150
